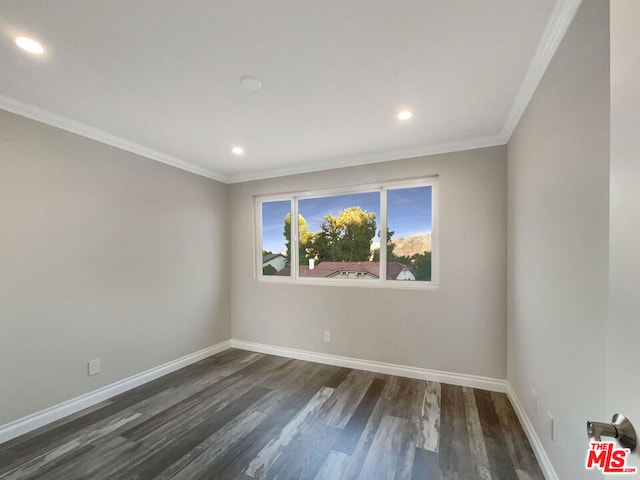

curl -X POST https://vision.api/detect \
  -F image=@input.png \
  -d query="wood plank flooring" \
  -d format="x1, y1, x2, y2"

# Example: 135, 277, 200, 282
0, 349, 544, 479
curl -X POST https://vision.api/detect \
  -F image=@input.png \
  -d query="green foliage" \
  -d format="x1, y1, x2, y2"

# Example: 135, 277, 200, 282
308, 206, 377, 262
262, 264, 278, 276
283, 213, 313, 266
385, 228, 398, 261
411, 251, 432, 281
282, 208, 431, 280
391, 252, 431, 280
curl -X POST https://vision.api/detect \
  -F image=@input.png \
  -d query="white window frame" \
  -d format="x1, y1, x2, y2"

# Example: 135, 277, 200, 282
255, 177, 439, 290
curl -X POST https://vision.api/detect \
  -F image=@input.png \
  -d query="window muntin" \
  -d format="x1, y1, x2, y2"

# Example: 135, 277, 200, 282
256, 178, 438, 288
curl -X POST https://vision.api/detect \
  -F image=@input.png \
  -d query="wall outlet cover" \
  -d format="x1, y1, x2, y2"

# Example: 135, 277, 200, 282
88, 359, 101, 376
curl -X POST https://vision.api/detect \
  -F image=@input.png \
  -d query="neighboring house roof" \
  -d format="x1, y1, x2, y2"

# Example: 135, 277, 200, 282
262, 253, 286, 264
387, 262, 416, 280
276, 266, 292, 276
275, 261, 415, 279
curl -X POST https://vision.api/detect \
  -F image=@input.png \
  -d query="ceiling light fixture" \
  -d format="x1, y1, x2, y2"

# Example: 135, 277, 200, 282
14, 36, 44, 55
397, 110, 413, 121
231, 146, 244, 155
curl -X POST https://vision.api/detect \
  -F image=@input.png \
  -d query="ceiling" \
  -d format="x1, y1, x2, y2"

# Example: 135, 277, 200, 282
0, 1, 580, 183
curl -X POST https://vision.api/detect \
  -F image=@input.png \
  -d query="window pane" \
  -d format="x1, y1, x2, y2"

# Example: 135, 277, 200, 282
387, 186, 432, 281
261, 200, 291, 276
298, 191, 380, 279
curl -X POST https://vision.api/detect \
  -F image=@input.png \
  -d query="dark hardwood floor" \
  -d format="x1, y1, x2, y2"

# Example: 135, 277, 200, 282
0, 349, 544, 479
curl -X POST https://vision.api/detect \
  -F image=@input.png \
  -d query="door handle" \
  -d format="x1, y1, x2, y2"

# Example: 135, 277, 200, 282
587, 413, 637, 451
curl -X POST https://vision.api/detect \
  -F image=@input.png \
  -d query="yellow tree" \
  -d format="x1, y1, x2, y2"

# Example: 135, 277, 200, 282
310, 206, 376, 262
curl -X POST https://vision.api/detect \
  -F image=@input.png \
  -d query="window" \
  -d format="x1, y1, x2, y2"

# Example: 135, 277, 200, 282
256, 178, 438, 288
260, 199, 291, 276
298, 191, 380, 279
386, 185, 432, 281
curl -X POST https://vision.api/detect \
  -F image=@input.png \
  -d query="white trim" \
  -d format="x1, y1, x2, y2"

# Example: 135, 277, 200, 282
230, 339, 506, 393
254, 176, 440, 201
380, 186, 388, 281
254, 195, 265, 279
0, 2, 578, 186
506, 382, 558, 480
0, 95, 230, 183
501, 0, 583, 141
226, 135, 505, 184
257, 275, 440, 290
255, 178, 438, 289
230, 0, 586, 185
0, 340, 231, 444
0, 94, 503, 185
0, 338, 532, 460
429, 180, 440, 284
291, 191, 300, 280
227, 0, 582, 187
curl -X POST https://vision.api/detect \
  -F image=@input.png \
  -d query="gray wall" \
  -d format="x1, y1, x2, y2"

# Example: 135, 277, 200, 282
0, 110, 230, 424
230, 146, 507, 379
607, 0, 640, 469
506, 1, 609, 478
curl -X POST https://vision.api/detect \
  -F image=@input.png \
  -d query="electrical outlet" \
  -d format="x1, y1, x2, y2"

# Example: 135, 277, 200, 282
547, 412, 554, 441
88, 358, 101, 376
323, 331, 331, 343
531, 389, 538, 414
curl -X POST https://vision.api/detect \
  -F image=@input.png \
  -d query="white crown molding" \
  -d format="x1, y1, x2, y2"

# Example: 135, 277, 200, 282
230, 339, 507, 392
1, 1, 578, 185
0, 95, 231, 184
226, 134, 506, 184
500, 0, 583, 141
0, 340, 231, 444
0, 92, 504, 185
506, 382, 559, 480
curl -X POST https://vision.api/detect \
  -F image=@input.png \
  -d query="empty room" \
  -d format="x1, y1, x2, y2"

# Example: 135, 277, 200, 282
1, 1, 638, 479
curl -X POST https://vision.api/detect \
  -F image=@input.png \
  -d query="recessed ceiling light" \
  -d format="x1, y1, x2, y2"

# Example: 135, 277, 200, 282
231, 146, 244, 155
240, 76, 262, 91
397, 110, 413, 121
14, 36, 44, 55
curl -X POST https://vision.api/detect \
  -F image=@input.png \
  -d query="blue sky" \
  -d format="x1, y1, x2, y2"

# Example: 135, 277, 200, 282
299, 191, 381, 235
261, 186, 432, 254
261, 200, 291, 254
388, 186, 432, 238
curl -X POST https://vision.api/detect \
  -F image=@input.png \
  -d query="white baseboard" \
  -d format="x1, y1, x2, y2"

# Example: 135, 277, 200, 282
506, 382, 558, 480
0, 340, 231, 444
1, 338, 524, 455
230, 339, 507, 393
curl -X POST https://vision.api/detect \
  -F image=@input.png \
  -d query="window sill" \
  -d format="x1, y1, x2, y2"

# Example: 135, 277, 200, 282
257, 275, 440, 290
